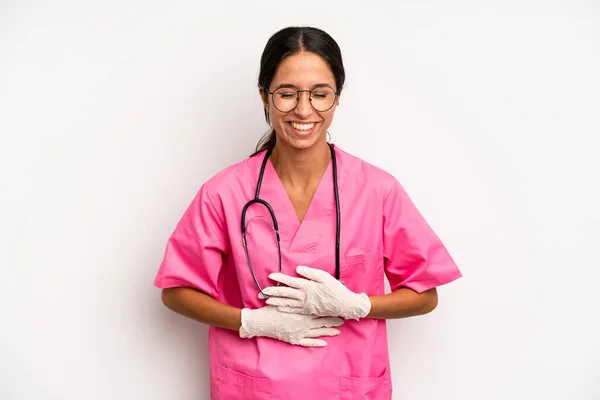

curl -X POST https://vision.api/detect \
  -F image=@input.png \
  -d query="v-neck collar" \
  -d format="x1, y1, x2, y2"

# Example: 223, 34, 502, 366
256, 144, 349, 253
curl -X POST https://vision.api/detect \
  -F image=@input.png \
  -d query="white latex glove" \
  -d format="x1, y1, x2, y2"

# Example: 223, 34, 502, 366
260, 266, 372, 320
239, 305, 343, 347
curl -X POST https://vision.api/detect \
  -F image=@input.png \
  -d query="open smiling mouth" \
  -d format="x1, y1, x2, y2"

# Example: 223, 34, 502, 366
289, 121, 317, 136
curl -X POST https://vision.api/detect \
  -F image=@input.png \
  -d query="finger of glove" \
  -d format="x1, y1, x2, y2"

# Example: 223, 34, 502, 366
296, 265, 334, 283
265, 297, 303, 308
261, 286, 304, 300
310, 316, 344, 328
275, 306, 307, 315
268, 273, 309, 289
298, 338, 327, 347
305, 327, 341, 338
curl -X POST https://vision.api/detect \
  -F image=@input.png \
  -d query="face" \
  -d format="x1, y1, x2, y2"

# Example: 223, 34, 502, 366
260, 52, 341, 151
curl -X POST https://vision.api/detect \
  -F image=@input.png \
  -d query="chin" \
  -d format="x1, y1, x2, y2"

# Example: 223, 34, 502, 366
285, 135, 322, 151
279, 126, 325, 150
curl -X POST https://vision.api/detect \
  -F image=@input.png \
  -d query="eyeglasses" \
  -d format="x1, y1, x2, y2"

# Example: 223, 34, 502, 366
264, 86, 339, 113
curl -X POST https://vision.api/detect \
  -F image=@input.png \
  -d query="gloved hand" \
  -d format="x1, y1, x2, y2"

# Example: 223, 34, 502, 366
239, 305, 343, 347
260, 266, 372, 320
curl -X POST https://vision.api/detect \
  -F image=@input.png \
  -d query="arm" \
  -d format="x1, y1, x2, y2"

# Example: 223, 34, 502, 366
371, 178, 460, 319
156, 184, 243, 331
367, 287, 438, 319
161, 287, 242, 331
262, 267, 439, 321
161, 287, 344, 347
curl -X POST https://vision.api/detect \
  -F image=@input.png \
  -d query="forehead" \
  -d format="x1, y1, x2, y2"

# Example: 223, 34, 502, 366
271, 52, 335, 88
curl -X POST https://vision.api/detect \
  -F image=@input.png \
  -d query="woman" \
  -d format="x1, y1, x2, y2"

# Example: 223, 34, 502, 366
155, 26, 462, 400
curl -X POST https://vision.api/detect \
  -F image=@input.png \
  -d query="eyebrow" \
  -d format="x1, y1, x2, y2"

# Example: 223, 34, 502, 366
275, 83, 335, 90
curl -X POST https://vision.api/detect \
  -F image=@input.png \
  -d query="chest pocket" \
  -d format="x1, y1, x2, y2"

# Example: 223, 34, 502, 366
340, 248, 385, 295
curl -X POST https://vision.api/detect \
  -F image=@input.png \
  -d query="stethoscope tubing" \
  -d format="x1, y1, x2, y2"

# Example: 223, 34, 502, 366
241, 142, 342, 297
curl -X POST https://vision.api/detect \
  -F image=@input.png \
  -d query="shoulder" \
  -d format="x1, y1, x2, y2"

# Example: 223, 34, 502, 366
335, 145, 400, 198
197, 151, 264, 204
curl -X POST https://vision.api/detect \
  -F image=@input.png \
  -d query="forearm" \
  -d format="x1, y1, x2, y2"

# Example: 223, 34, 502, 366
367, 287, 438, 319
161, 287, 242, 331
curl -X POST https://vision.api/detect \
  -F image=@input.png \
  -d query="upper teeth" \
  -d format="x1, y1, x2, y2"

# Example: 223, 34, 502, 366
291, 122, 315, 131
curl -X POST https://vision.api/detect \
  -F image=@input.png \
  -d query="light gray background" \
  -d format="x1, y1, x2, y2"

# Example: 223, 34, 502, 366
1, 1, 599, 399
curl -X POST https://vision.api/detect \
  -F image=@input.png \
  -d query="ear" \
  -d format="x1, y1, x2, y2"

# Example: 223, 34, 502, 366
259, 87, 269, 109
336, 89, 342, 106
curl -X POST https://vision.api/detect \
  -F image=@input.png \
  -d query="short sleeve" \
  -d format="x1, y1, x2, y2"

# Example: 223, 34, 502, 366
154, 184, 227, 299
383, 179, 462, 293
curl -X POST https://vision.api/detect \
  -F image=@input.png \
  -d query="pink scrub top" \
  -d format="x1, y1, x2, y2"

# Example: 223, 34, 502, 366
154, 144, 462, 399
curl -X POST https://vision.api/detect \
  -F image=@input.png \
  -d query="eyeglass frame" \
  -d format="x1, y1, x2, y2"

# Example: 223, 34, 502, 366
263, 85, 340, 113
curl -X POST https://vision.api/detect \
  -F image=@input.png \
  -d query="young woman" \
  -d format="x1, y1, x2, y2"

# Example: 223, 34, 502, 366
155, 26, 462, 400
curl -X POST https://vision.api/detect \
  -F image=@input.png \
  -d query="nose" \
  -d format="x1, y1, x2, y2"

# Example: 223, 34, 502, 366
294, 91, 313, 117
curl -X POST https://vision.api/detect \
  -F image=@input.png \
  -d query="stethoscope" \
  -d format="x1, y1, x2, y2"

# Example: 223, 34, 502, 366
241, 142, 342, 297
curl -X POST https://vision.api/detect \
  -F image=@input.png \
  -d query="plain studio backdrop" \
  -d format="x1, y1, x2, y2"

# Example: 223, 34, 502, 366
1, 1, 599, 399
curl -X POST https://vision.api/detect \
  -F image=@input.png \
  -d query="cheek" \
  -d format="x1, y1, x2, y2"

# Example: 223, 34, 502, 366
321, 110, 336, 125
268, 108, 286, 126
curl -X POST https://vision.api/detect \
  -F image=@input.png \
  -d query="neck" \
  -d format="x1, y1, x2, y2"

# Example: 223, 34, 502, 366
270, 140, 331, 189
